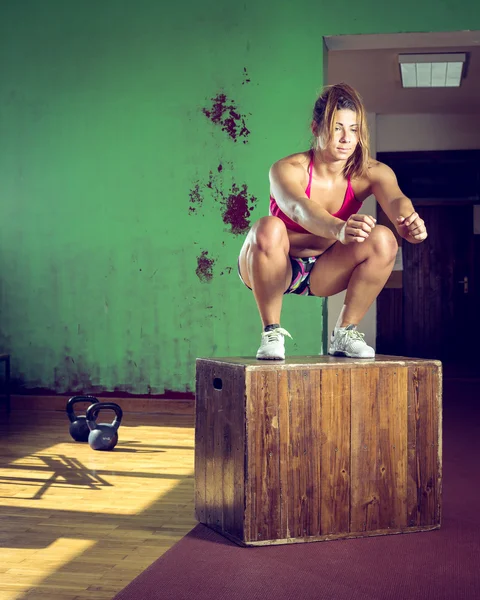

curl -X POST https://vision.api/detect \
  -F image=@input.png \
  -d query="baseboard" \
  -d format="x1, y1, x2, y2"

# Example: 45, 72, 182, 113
10, 394, 195, 415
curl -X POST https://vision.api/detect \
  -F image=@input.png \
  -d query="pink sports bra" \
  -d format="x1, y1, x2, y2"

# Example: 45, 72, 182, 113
269, 150, 362, 233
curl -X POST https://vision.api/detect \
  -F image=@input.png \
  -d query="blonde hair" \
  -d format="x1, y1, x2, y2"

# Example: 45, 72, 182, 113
311, 83, 370, 179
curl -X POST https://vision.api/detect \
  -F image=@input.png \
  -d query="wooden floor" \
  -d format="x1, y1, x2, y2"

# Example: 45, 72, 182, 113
0, 407, 196, 600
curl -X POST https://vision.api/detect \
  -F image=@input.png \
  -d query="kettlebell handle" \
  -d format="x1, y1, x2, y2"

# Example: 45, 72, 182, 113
66, 395, 99, 423
86, 402, 123, 431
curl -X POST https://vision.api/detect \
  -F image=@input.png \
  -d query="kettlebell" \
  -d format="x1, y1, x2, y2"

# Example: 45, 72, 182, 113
66, 396, 100, 442
85, 402, 123, 451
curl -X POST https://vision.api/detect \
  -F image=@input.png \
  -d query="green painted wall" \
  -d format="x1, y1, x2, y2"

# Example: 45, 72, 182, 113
1, 1, 479, 395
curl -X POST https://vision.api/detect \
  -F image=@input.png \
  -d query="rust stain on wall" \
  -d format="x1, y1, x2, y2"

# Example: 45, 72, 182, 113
196, 250, 215, 282
188, 181, 203, 215
202, 93, 250, 143
189, 168, 258, 236
221, 182, 257, 235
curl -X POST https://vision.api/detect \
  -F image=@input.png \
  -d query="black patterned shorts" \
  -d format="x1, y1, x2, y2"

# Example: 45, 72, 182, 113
238, 255, 319, 296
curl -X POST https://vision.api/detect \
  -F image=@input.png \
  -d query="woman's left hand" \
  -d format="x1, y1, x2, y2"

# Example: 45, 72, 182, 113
396, 212, 428, 243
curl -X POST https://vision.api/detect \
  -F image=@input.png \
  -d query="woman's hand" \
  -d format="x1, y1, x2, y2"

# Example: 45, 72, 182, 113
337, 214, 376, 244
396, 212, 427, 243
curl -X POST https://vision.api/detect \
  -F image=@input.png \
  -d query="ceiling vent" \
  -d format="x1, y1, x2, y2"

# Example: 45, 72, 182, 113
399, 53, 466, 88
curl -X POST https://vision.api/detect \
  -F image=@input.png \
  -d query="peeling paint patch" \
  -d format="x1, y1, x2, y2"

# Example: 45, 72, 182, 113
206, 170, 216, 190
242, 67, 251, 85
196, 250, 215, 282
188, 181, 203, 215
188, 169, 258, 235
202, 93, 250, 143
221, 182, 257, 235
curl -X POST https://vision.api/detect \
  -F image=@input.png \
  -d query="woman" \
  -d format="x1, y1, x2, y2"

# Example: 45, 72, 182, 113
238, 83, 428, 360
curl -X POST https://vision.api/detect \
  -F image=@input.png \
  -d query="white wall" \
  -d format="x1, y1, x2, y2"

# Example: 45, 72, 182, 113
376, 114, 480, 152
327, 113, 377, 348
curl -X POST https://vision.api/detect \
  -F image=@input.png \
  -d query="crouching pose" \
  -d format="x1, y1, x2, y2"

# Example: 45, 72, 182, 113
238, 83, 427, 360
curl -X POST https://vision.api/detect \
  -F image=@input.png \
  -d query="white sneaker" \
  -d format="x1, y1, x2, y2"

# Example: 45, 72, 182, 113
256, 327, 292, 360
328, 325, 375, 358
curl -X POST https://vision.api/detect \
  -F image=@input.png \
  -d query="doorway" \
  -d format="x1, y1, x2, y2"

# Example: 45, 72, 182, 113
324, 30, 480, 357
377, 203, 478, 366
375, 150, 480, 376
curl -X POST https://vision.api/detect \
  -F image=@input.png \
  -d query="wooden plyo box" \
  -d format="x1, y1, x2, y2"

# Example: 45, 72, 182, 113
195, 356, 442, 546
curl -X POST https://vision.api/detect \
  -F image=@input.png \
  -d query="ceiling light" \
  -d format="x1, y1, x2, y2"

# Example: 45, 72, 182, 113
398, 53, 466, 88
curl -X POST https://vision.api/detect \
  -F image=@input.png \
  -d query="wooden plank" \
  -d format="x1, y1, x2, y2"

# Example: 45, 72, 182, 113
194, 363, 207, 523
251, 370, 281, 543
244, 370, 257, 542
201, 356, 436, 367
277, 370, 290, 539
231, 367, 246, 541
350, 366, 408, 532
282, 368, 322, 539
308, 368, 322, 538
286, 370, 303, 539
205, 363, 243, 534
204, 364, 217, 528
319, 368, 350, 536
197, 361, 245, 541
286, 369, 321, 539
212, 364, 227, 532
351, 367, 380, 532
221, 365, 244, 539
377, 366, 408, 530
215, 366, 230, 535
407, 364, 442, 527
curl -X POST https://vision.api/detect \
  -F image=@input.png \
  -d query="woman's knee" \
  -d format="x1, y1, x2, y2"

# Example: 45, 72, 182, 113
367, 225, 398, 262
248, 216, 290, 255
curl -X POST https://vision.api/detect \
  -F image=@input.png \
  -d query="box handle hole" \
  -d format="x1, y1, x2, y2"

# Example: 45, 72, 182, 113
213, 377, 223, 390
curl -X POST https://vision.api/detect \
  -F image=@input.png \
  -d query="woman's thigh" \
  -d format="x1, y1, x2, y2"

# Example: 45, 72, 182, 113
308, 240, 367, 297
308, 224, 397, 297
238, 216, 292, 290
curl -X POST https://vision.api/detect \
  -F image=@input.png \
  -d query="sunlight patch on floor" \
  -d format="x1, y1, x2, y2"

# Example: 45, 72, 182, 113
0, 538, 96, 599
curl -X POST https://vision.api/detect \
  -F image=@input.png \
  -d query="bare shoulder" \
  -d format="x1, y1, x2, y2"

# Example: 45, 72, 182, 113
364, 159, 397, 184
350, 159, 400, 201
269, 151, 310, 185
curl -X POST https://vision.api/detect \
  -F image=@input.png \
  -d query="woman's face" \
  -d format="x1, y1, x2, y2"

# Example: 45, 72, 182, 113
318, 109, 359, 161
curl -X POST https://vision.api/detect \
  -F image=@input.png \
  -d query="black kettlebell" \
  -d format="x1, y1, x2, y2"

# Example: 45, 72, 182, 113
86, 402, 123, 451
66, 396, 100, 442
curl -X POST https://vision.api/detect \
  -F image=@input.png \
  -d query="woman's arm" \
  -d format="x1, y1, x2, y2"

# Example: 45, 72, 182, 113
269, 160, 375, 242
269, 160, 342, 239
370, 162, 428, 244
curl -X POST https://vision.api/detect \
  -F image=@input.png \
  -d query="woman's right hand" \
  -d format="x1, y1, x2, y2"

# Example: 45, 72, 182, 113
336, 214, 376, 244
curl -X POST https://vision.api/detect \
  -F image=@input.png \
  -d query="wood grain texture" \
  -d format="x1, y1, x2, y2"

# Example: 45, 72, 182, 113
195, 356, 442, 546
0, 410, 196, 600
320, 368, 350, 536
407, 364, 442, 527
195, 361, 245, 539
285, 369, 321, 540
208, 356, 435, 367
350, 367, 408, 533
246, 369, 281, 543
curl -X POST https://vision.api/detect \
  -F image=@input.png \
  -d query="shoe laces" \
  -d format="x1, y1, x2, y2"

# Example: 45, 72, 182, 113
344, 329, 365, 342
262, 327, 293, 342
